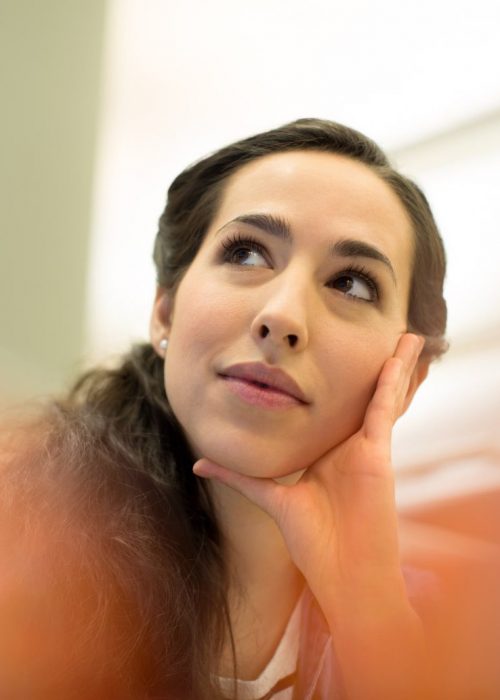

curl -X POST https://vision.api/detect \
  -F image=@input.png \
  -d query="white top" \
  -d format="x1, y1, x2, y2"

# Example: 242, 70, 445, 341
218, 592, 302, 700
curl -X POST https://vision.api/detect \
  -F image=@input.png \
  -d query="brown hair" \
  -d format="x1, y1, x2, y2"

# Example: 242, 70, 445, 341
0, 119, 447, 699
155, 118, 447, 358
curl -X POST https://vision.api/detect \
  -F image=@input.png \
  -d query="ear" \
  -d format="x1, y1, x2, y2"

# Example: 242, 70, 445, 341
150, 286, 174, 357
399, 357, 430, 417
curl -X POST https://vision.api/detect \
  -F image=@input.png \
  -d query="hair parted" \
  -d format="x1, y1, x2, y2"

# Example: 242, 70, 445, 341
1, 119, 447, 699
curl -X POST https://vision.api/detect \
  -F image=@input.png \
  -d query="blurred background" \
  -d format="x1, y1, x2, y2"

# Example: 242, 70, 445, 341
1, 0, 500, 518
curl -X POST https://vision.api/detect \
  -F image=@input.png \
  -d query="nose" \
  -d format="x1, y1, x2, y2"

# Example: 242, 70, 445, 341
250, 274, 310, 353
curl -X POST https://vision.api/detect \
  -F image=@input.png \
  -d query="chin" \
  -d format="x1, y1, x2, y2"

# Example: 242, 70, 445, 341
198, 437, 319, 479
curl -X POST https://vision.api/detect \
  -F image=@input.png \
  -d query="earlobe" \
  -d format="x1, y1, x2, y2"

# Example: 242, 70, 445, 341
150, 287, 173, 356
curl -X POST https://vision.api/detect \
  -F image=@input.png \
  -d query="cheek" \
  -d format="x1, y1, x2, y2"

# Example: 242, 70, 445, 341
171, 271, 249, 350
163, 265, 403, 476
168, 277, 231, 357
319, 327, 399, 430
162, 277, 249, 432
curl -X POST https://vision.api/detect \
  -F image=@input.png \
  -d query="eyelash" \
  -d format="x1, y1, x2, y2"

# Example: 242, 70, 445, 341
221, 233, 269, 264
326, 264, 379, 302
220, 234, 380, 303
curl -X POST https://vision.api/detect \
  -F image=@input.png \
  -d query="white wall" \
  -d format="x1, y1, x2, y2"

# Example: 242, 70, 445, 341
83, 0, 500, 504
0, 1, 107, 400
85, 0, 500, 361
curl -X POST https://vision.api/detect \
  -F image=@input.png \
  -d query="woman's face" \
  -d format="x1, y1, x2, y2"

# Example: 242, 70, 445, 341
152, 150, 415, 477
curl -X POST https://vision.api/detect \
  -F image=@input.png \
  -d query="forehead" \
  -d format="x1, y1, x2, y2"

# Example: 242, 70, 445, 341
209, 150, 414, 289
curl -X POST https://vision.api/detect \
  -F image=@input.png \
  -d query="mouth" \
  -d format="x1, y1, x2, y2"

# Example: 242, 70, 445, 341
218, 362, 309, 406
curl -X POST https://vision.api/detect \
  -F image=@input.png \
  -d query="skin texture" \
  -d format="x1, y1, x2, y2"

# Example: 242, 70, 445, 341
152, 151, 420, 478
151, 150, 431, 696
194, 333, 429, 698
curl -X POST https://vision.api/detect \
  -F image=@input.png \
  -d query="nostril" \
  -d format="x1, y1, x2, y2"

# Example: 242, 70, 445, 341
257, 324, 300, 348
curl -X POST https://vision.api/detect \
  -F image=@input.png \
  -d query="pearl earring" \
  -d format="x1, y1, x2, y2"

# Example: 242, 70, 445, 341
159, 338, 168, 353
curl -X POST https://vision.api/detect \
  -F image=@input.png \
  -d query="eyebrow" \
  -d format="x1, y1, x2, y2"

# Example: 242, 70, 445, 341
217, 213, 397, 283
332, 239, 396, 284
223, 213, 291, 240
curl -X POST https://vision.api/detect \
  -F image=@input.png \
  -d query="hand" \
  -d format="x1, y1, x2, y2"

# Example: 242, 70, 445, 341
194, 333, 430, 699
194, 333, 424, 603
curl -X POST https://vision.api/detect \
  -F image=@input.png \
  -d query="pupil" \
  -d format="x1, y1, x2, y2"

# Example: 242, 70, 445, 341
338, 276, 354, 291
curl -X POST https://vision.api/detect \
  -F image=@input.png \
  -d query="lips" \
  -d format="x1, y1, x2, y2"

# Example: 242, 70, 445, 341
218, 362, 309, 404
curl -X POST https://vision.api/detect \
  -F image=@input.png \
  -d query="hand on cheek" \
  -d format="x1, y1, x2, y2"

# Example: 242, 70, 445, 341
193, 333, 424, 579
194, 333, 429, 700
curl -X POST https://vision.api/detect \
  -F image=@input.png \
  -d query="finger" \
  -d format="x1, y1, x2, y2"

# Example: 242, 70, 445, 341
393, 333, 425, 411
193, 459, 286, 520
363, 334, 423, 445
393, 333, 425, 371
363, 357, 403, 445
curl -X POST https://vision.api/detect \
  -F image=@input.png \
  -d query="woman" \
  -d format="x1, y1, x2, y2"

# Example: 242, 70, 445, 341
0, 119, 447, 699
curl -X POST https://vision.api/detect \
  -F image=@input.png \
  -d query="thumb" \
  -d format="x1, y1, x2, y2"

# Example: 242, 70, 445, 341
193, 458, 285, 520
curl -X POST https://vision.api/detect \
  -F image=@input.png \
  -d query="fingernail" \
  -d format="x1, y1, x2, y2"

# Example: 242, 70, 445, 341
193, 461, 208, 476
193, 459, 217, 479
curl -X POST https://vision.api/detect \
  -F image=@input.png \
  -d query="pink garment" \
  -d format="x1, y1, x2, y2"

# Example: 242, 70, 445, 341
292, 566, 439, 699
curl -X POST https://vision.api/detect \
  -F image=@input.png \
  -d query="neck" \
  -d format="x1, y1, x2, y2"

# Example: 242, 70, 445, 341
208, 473, 302, 592
208, 474, 304, 679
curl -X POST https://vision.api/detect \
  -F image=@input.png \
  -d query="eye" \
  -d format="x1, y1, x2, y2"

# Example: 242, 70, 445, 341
328, 267, 379, 302
221, 234, 270, 268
